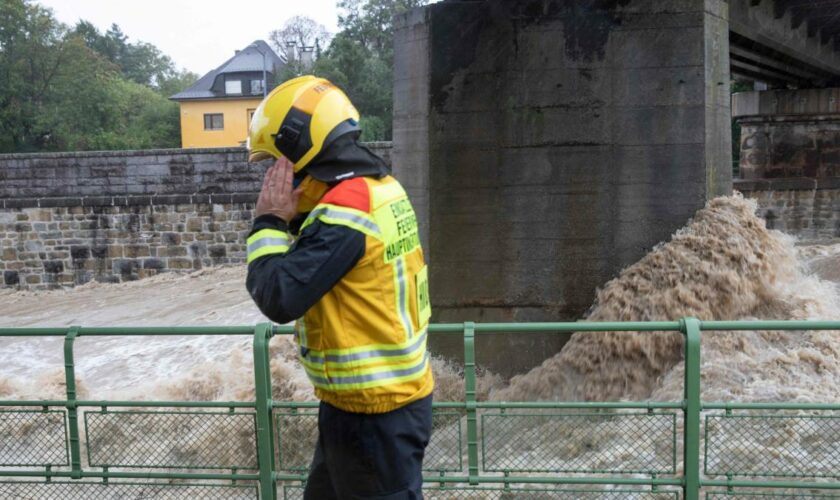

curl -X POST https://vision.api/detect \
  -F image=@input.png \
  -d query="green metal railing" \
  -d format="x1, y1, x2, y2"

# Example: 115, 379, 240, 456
0, 319, 838, 499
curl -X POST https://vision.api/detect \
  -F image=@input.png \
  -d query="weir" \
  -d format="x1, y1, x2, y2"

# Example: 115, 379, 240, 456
0, 321, 838, 499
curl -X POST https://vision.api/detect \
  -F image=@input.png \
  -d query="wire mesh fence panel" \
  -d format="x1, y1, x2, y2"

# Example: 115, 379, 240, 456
481, 411, 677, 474
0, 410, 67, 466
84, 410, 258, 469
276, 408, 465, 473
424, 410, 463, 473
0, 481, 258, 499
282, 485, 305, 500
276, 411, 319, 472
706, 492, 840, 499
424, 489, 681, 500
284, 486, 679, 499
705, 414, 840, 477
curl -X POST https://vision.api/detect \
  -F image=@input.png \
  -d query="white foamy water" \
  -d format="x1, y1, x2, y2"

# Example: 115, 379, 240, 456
493, 196, 840, 404
0, 267, 271, 399
0, 194, 838, 406
1, 195, 839, 499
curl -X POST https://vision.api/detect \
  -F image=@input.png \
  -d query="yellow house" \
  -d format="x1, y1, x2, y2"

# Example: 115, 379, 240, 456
170, 40, 285, 148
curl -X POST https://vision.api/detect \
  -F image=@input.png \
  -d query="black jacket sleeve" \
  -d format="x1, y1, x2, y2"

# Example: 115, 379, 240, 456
245, 214, 365, 324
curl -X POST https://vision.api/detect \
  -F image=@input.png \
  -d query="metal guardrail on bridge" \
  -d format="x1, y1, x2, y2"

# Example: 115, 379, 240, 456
0, 320, 838, 499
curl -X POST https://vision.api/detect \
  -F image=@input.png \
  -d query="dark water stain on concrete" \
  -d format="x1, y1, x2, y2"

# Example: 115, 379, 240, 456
430, 0, 628, 110
513, 0, 626, 62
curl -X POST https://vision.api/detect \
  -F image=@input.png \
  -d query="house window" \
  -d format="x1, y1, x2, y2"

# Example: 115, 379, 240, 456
204, 113, 224, 130
250, 79, 264, 95
225, 80, 242, 95
247, 108, 256, 124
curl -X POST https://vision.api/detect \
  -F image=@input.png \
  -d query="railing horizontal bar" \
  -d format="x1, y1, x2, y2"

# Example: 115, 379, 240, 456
272, 401, 319, 408
273, 473, 682, 486
4, 321, 836, 338
78, 400, 256, 408
270, 401, 685, 410
430, 322, 684, 333
270, 401, 683, 409
0, 327, 256, 337
702, 479, 840, 489
0, 470, 260, 480
476, 401, 683, 409
700, 320, 840, 331
0, 400, 67, 406
0, 400, 256, 408
0, 328, 67, 336
703, 402, 840, 410
78, 326, 256, 336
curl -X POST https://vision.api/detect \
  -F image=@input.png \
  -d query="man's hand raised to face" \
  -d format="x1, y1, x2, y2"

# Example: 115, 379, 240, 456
255, 157, 302, 223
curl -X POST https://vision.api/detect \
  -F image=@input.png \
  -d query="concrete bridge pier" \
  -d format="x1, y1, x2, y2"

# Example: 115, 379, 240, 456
392, 0, 732, 376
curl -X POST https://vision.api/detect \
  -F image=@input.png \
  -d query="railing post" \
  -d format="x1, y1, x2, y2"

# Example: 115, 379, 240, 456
253, 323, 278, 500
682, 317, 702, 500
64, 326, 82, 479
463, 321, 479, 485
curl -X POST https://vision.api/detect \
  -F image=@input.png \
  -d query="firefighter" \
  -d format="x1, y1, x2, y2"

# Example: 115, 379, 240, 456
245, 75, 433, 499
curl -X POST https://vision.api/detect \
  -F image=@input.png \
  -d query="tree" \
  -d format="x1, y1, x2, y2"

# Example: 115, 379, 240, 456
0, 0, 77, 151
336, 0, 427, 55
0, 0, 186, 152
310, 0, 429, 141
270, 16, 331, 81
73, 20, 179, 89
156, 68, 199, 99
270, 15, 331, 55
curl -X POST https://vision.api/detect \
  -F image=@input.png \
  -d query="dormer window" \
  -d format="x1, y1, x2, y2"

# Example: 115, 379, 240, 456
225, 80, 242, 95
251, 79, 264, 95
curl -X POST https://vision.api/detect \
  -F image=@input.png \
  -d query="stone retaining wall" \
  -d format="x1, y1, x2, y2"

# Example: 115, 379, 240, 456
733, 89, 840, 243
0, 144, 392, 289
736, 179, 840, 242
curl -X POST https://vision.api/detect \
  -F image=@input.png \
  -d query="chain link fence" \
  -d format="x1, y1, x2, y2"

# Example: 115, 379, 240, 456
0, 481, 258, 499
482, 411, 677, 474
84, 410, 258, 469
275, 408, 464, 473
705, 413, 840, 477
282, 485, 679, 499
706, 492, 839, 499
0, 410, 68, 467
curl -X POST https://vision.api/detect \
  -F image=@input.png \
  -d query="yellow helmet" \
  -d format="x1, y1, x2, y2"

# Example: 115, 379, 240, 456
247, 75, 361, 171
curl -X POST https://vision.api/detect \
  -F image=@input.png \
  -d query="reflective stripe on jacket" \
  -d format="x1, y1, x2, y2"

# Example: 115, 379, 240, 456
299, 175, 432, 413
245, 175, 433, 414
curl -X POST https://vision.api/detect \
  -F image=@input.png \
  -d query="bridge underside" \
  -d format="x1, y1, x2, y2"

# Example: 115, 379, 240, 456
730, 0, 840, 86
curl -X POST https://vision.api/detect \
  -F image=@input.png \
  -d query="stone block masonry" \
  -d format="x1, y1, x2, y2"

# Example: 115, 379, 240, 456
0, 144, 392, 289
0, 201, 253, 288
735, 179, 840, 242
733, 89, 840, 242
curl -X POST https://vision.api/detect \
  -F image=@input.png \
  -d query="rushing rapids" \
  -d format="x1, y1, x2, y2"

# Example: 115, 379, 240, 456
0, 195, 838, 487
0, 194, 838, 404
494, 195, 840, 404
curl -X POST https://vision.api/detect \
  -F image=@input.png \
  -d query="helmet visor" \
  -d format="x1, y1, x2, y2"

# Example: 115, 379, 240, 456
248, 150, 274, 163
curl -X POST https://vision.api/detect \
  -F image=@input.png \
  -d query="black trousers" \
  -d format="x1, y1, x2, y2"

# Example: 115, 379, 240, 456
302, 395, 432, 500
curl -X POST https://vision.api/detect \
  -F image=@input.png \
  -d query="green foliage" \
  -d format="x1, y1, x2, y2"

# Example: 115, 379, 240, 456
313, 31, 393, 142
336, 0, 429, 55
297, 0, 429, 141
0, 0, 193, 152
72, 20, 184, 90
156, 68, 199, 99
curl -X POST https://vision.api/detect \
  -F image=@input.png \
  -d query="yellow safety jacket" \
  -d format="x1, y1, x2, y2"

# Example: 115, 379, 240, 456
249, 175, 433, 414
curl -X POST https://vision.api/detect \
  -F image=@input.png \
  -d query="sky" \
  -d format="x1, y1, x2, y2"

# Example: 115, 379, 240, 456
38, 0, 341, 75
